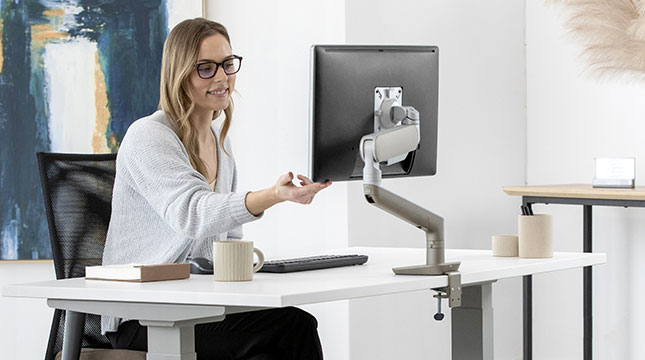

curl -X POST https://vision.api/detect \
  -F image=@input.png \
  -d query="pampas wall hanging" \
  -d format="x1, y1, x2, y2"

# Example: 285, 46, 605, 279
551, 0, 645, 80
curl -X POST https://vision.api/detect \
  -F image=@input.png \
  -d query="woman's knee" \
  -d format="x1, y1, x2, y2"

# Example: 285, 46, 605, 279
282, 307, 319, 330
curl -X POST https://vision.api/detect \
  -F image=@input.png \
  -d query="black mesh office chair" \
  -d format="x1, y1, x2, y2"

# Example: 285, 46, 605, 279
37, 152, 144, 360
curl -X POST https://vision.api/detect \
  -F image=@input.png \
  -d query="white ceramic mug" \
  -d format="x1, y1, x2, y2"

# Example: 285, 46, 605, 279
518, 214, 553, 258
212, 241, 264, 281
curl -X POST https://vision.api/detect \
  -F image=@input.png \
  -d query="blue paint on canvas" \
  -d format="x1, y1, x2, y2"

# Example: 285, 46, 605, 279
0, 0, 168, 260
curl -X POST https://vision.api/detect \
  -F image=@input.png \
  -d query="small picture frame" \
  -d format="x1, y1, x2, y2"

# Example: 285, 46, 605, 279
592, 157, 635, 188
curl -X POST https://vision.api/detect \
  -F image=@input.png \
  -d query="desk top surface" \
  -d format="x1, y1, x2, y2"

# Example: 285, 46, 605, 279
3, 247, 605, 308
503, 184, 645, 201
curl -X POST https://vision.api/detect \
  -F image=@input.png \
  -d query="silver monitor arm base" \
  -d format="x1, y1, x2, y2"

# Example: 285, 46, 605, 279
363, 182, 460, 275
360, 91, 460, 276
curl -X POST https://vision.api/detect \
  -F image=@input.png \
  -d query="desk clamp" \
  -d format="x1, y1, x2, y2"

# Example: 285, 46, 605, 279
432, 271, 462, 321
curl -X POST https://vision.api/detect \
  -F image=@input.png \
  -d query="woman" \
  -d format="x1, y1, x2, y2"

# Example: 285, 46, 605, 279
101, 18, 330, 359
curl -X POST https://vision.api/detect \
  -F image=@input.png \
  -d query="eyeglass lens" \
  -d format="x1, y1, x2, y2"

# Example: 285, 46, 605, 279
197, 57, 241, 79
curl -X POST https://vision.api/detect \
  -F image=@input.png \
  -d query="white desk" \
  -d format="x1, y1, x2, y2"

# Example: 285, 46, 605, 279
2, 247, 606, 360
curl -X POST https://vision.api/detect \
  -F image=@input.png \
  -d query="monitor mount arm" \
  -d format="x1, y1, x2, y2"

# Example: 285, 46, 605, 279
359, 87, 460, 275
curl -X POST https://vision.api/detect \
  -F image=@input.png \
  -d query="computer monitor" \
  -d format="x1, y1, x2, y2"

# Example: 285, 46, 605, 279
308, 45, 439, 183
308, 44, 460, 277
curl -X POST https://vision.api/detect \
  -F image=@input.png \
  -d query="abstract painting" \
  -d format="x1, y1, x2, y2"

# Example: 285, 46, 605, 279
0, 0, 201, 260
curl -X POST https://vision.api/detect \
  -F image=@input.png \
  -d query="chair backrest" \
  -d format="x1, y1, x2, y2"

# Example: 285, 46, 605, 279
37, 152, 118, 360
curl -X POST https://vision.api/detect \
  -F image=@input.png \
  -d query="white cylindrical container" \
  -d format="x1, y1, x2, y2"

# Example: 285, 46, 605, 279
518, 214, 553, 258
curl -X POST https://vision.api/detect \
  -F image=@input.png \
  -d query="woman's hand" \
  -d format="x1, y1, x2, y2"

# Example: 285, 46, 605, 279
244, 172, 332, 216
273, 172, 332, 204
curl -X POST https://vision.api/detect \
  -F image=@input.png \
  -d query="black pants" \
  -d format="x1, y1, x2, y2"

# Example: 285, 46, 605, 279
106, 307, 323, 360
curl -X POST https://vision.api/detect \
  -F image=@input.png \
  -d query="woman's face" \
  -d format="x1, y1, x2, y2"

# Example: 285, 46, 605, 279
189, 33, 236, 117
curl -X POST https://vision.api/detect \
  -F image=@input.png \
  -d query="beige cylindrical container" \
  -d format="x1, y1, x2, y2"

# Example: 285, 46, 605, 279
212, 241, 264, 281
492, 234, 519, 257
518, 214, 553, 258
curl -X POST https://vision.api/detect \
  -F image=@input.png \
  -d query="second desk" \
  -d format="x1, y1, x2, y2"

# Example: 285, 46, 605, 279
504, 184, 645, 360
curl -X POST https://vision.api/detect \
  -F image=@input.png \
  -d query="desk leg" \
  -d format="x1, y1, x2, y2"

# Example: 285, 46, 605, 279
583, 205, 592, 360
452, 283, 494, 360
47, 300, 231, 360
523, 275, 532, 360
143, 321, 197, 360
140, 316, 225, 360
522, 200, 533, 360
62, 310, 85, 360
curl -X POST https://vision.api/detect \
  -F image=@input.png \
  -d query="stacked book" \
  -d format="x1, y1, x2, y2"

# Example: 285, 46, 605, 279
85, 263, 190, 282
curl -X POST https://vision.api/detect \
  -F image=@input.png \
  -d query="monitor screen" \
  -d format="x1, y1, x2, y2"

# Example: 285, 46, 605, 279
308, 45, 439, 183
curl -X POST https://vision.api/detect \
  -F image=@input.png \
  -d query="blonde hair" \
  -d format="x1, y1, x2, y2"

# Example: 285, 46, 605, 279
158, 18, 233, 178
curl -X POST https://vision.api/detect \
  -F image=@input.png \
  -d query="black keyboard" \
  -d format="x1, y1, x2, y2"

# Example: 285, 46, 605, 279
258, 254, 368, 273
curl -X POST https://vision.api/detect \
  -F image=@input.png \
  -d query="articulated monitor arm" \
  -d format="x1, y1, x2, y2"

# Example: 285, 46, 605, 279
360, 107, 460, 276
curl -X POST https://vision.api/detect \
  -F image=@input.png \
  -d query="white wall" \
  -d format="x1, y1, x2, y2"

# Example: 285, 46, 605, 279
0, 262, 55, 359
345, 1, 527, 359
205, 1, 350, 359
527, 2, 645, 359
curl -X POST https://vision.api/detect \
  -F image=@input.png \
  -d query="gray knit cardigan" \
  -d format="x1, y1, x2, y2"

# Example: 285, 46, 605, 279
101, 110, 261, 333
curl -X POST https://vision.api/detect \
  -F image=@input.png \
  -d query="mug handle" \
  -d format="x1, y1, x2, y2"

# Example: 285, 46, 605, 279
253, 248, 264, 272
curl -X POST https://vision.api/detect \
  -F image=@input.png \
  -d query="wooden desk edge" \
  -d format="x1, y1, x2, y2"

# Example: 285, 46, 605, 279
503, 184, 645, 201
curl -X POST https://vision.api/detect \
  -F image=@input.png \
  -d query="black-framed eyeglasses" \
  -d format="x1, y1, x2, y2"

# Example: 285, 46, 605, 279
195, 55, 243, 79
